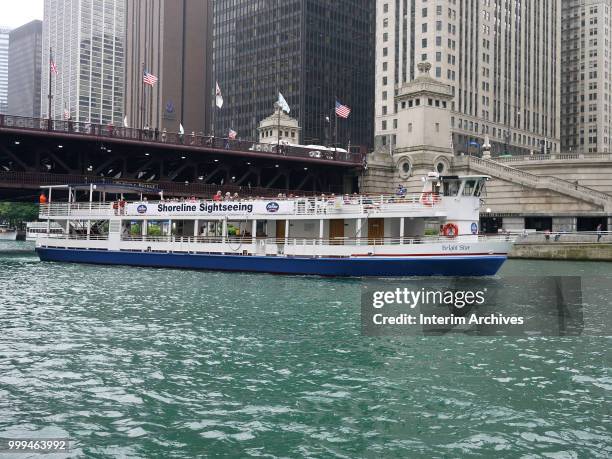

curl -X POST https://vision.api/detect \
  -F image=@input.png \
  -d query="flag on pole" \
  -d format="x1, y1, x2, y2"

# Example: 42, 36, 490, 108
63, 108, 70, 120
335, 100, 351, 118
50, 59, 58, 75
278, 92, 290, 113
215, 81, 223, 108
179, 123, 184, 135
228, 129, 237, 140
143, 71, 158, 86
123, 116, 128, 128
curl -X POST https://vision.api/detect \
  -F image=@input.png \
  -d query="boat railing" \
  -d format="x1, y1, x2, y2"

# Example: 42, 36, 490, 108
43, 233, 109, 240
116, 234, 513, 245
39, 194, 446, 218
39, 202, 113, 217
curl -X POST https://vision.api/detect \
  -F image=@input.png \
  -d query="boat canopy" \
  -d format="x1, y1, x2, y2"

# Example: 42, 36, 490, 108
40, 183, 161, 194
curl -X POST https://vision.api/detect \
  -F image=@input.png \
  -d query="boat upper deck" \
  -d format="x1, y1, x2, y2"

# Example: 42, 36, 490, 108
39, 193, 455, 220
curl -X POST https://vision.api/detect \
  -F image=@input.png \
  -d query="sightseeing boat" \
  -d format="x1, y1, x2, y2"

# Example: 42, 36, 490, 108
0, 224, 18, 241
34, 174, 515, 276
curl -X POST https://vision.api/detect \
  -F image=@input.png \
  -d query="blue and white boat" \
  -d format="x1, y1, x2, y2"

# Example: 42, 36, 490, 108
35, 174, 514, 276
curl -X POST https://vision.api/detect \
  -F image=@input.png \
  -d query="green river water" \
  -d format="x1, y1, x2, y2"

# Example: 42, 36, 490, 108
0, 242, 610, 458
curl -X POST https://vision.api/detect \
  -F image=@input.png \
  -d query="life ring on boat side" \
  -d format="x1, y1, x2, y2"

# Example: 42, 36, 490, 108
420, 192, 440, 207
442, 223, 459, 238
112, 202, 119, 210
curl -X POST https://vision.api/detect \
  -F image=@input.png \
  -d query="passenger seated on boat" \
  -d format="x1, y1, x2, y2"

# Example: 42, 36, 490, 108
213, 191, 222, 201
224, 192, 231, 201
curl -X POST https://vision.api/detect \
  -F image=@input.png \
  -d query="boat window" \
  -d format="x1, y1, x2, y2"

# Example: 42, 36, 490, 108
462, 180, 477, 196
473, 179, 485, 197
442, 180, 461, 196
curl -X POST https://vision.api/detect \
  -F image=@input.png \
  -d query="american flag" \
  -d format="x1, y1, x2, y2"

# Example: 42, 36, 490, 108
50, 60, 58, 75
143, 71, 158, 86
63, 109, 70, 120
335, 100, 351, 118
228, 129, 237, 140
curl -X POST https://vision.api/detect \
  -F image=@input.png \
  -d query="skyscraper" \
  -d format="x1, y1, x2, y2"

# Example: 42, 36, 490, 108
41, 0, 125, 124
125, 0, 213, 133
0, 27, 10, 114
375, 0, 561, 156
213, 0, 374, 148
561, 0, 612, 153
8, 20, 43, 118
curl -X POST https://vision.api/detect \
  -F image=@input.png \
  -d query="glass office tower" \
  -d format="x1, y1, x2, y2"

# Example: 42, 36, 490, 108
213, 0, 374, 148
41, 0, 125, 124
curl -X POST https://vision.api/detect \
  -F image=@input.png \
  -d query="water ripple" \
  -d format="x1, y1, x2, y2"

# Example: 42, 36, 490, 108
0, 247, 610, 457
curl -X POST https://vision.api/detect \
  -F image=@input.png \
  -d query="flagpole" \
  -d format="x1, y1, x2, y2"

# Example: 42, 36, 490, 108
334, 106, 338, 155
139, 62, 144, 132
47, 47, 53, 131
277, 100, 281, 152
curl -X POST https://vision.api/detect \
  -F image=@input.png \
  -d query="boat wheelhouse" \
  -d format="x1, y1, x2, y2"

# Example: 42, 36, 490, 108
34, 175, 515, 276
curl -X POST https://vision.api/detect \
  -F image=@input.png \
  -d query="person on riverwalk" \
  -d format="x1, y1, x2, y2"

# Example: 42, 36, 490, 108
597, 223, 603, 242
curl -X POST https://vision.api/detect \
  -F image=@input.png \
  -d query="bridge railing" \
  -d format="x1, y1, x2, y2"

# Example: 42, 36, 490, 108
0, 114, 365, 165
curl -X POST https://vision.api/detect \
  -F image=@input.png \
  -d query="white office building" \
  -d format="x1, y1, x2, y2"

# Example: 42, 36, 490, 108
375, 0, 561, 156
561, 0, 612, 153
41, 0, 125, 124
0, 27, 10, 114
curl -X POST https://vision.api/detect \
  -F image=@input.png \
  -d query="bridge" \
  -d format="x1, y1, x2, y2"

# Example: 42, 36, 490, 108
0, 115, 365, 200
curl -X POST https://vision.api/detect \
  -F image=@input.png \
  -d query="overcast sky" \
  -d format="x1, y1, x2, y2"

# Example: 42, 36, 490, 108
0, 0, 44, 30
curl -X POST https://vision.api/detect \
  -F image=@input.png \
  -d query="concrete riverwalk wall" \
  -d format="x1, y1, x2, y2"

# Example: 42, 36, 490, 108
509, 243, 612, 261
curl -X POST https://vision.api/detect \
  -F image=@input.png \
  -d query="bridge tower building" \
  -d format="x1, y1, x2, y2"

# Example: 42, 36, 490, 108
361, 62, 455, 194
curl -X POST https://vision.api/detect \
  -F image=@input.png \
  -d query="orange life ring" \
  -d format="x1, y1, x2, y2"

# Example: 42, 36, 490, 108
420, 192, 440, 207
112, 202, 119, 209
442, 223, 459, 238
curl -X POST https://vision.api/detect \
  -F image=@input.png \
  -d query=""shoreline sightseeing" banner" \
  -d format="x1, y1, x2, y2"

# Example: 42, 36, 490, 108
125, 200, 294, 216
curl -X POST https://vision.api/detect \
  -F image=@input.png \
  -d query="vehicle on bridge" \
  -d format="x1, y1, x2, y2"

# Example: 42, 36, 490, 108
33, 175, 515, 276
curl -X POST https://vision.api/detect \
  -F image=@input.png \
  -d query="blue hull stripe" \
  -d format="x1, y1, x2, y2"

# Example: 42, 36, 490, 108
36, 247, 507, 277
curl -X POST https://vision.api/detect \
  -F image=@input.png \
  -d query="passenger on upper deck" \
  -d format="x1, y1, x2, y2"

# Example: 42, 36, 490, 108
213, 191, 222, 201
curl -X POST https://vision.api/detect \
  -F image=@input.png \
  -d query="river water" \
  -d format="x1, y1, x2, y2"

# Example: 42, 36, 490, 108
0, 242, 610, 458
